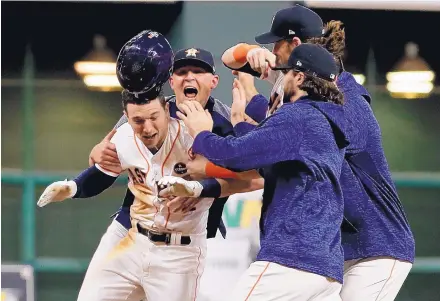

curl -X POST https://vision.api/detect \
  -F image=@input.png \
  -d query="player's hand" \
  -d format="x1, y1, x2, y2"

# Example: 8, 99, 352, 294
177, 101, 213, 138
165, 196, 200, 213
246, 48, 276, 80
244, 115, 258, 125
231, 78, 247, 126
158, 176, 203, 198
37, 180, 77, 207
186, 155, 209, 180
89, 129, 121, 170
232, 70, 258, 102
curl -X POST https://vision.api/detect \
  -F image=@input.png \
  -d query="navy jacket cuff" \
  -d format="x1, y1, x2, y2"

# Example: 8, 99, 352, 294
234, 122, 257, 137
245, 94, 269, 123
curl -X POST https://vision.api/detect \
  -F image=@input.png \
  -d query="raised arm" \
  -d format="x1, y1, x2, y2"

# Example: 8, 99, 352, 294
187, 107, 302, 172
222, 43, 278, 83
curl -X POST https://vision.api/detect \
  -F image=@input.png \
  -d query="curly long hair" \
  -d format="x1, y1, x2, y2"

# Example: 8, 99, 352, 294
306, 20, 345, 62
299, 74, 344, 105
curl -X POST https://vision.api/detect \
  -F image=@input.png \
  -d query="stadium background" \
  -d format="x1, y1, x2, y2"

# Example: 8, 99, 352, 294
1, 1, 440, 300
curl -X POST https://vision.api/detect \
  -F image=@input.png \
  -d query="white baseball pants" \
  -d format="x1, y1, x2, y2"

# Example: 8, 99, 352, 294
77, 223, 206, 301
77, 219, 128, 301
229, 261, 342, 301
342, 256, 412, 301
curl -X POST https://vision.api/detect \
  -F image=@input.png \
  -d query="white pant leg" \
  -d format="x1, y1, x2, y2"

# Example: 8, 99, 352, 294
77, 220, 143, 301
140, 232, 207, 301
342, 257, 412, 301
230, 261, 342, 301
77, 227, 145, 301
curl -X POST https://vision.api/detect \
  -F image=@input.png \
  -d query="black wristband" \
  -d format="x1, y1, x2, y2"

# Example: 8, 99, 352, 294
199, 178, 221, 198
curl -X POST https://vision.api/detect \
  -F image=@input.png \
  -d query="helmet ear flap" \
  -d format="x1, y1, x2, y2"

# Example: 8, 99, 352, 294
116, 30, 173, 94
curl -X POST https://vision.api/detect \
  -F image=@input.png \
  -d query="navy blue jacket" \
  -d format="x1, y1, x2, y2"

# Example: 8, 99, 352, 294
191, 97, 349, 283
338, 72, 415, 262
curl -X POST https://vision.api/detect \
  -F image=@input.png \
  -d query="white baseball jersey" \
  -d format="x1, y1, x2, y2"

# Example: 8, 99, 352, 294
266, 69, 284, 115
97, 118, 214, 235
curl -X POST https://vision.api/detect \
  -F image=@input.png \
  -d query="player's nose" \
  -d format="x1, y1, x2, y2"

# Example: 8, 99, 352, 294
142, 121, 155, 132
184, 71, 196, 80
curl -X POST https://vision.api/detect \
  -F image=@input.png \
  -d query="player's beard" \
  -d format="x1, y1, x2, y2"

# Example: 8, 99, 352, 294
283, 91, 294, 104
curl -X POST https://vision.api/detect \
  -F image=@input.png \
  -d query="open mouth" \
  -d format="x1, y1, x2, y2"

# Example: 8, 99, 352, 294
184, 86, 198, 98
143, 133, 157, 140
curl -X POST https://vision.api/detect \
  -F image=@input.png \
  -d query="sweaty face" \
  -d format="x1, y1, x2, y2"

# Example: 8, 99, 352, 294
170, 66, 219, 107
273, 40, 295, 66
125, 99, 170, 150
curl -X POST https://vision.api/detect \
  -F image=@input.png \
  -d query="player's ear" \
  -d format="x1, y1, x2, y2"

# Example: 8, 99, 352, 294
165, 102, 170, 115
211, 74, 219, 89
296, 72, 305, 85
169, 75, 175, 90
292, 37, 302, 48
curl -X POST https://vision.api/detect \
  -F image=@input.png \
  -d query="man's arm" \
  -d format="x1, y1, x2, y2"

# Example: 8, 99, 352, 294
233, 93, 268, 138
222, 43, 278, 83
243, 94, 269, 125
157, 176, 263, 200
200, 177, 264, 198
217, 178, 264, 198
205, 162, 261, 180
74, 165, 119, 198
192, 109, 303, 172
221, 43, 261, 76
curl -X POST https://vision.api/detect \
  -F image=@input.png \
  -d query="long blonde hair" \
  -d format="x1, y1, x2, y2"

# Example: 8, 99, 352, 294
307, 20, 346, 62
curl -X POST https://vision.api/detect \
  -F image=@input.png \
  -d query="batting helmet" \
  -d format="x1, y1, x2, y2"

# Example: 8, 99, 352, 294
116, 30, 173, 98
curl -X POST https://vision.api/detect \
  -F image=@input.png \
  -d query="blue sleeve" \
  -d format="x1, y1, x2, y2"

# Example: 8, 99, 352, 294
244, 94, 269, 123
72, 166, 117, 198
233, 122, 257, 137
199, 178, 221, 198
192, 108, 303, 171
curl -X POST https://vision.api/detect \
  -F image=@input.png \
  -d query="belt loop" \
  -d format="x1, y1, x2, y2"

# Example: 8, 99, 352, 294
171, 232, 182, 245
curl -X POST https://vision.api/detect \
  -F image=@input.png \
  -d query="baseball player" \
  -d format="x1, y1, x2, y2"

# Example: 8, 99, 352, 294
222, 5, 415, 301
73, 30, 175, 301
38, 87, 216, 301
173, 44, 348, 300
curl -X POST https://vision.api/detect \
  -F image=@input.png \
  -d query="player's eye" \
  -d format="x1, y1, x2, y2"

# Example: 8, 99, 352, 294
175, 69, 187, 76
